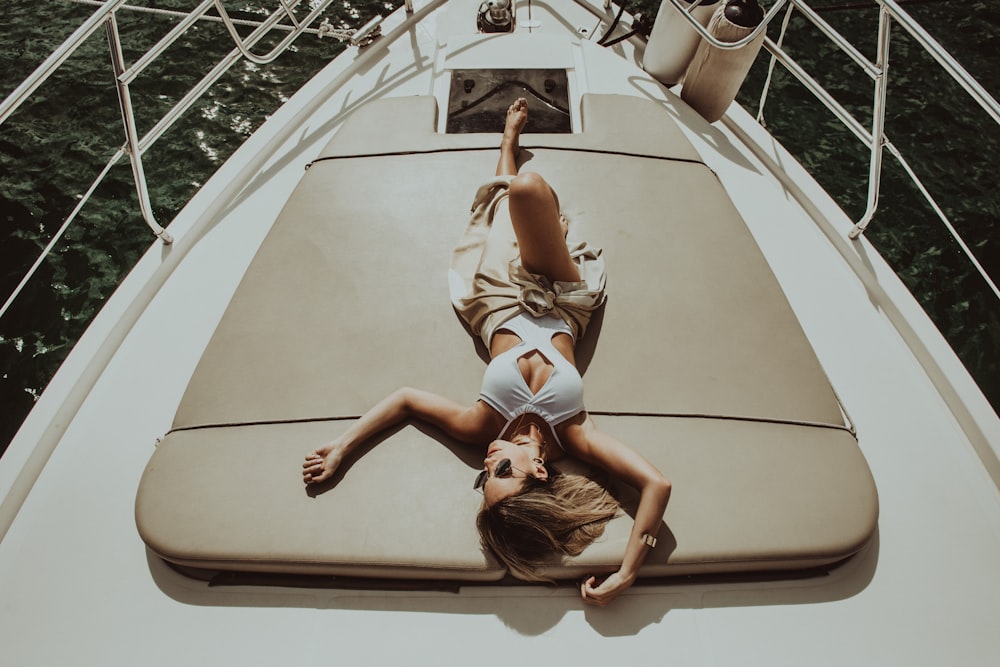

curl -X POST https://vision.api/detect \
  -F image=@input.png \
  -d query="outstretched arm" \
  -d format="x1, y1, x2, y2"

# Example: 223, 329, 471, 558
561, 414, 672, 606
302, 387, 497, 484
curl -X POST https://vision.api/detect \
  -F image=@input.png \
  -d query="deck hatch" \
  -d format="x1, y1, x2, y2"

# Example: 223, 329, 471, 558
446, 69, 570, 133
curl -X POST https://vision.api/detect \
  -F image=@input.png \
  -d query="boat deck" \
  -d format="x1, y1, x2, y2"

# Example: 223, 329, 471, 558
1, 0, 999, 664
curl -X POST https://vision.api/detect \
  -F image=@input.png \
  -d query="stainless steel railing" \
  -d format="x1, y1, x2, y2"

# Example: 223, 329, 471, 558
2, 0, 997, 319
661, 0, 999, 300
0, 0, 347, 242
0, 0, 375, 321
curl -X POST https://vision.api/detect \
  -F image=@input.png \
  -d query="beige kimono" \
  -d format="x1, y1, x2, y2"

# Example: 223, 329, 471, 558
449, 176, 607, 347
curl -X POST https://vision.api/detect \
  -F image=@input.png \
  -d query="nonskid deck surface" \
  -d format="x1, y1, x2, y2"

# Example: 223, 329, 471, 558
2, 1, 999, 664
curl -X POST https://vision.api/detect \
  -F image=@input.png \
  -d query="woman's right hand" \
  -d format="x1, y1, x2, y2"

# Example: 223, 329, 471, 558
302, 442, 345, 485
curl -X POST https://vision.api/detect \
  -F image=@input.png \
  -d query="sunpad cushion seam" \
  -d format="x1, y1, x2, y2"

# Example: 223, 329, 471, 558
305, 145, 709, 169
164, 413, 853, 437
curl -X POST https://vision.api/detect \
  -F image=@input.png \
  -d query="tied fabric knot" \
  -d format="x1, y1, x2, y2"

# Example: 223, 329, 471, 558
511, 263, 595, 320
518, 280, 556, 316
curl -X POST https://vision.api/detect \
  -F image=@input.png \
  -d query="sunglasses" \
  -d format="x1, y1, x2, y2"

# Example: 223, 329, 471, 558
473, 458, 528, 492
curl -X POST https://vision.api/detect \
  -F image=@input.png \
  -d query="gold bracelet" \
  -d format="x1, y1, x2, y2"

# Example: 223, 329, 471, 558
640, 533, 657, 548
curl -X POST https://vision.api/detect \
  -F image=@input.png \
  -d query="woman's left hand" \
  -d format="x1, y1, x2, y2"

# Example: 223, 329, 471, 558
580, 570, 636, 606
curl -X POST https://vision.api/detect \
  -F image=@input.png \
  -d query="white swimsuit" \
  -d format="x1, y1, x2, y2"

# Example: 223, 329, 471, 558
478, 312, 585, 448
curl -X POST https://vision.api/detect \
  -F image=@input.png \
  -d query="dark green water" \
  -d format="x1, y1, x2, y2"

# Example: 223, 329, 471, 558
737, 0, 999, 410
1, 0, 997, 456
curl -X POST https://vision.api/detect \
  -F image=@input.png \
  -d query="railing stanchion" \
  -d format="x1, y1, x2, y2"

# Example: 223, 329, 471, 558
105, 14, 173, 243
850, 4, 892, 239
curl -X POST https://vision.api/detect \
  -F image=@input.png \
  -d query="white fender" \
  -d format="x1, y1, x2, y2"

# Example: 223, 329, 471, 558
681, 2, 766, 122
642, 0, 721, 86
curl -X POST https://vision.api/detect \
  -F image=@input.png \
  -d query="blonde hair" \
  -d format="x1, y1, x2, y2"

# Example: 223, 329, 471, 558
476, 471, 619, 582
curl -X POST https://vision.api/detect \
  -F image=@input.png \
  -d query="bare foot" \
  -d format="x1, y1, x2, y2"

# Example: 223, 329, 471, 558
302, 442, 345, 485
497, 98, 528, 176
503, 97, 528, 154
505, 97, 528, 132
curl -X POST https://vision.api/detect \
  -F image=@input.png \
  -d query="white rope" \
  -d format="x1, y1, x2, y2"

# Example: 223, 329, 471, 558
316, 19, 356, 42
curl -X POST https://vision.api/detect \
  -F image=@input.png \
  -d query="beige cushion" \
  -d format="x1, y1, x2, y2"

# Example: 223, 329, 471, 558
136, 416, 875, 579
136, 94, 877, 582
136, 421, 505, 580
547, 416, 876, 579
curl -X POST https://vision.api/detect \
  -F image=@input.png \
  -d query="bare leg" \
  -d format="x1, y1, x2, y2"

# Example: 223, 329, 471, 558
497, 98, 570, 235
493, 100, 577, 282
509, 172, 580, 283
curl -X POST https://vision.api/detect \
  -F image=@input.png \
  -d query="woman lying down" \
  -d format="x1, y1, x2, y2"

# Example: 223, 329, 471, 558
303, 98, 671, 606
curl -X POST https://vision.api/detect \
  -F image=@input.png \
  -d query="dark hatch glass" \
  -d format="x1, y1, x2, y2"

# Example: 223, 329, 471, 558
446, 69, 571, 133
